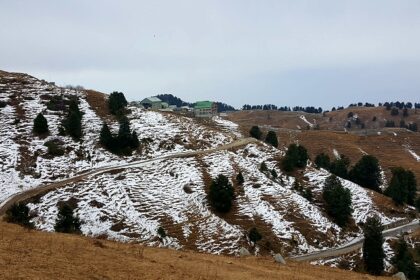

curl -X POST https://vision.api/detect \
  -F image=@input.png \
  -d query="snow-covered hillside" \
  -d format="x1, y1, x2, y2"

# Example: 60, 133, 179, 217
0, 71, 413, 261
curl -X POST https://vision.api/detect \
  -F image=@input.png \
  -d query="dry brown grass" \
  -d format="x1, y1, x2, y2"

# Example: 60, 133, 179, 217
84, 89, 113, 121
228, 110, 420, 183
0, 222, 392, 280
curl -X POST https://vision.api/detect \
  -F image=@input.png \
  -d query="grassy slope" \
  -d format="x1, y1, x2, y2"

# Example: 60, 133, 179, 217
0, 222, 391, 280
227, 110, 420, 181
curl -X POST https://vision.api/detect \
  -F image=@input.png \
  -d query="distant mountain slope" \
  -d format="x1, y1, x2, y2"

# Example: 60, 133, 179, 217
226, 110, 420, 181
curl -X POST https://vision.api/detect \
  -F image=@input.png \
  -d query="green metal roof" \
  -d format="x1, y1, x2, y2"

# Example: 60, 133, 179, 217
194, 101, 213, 109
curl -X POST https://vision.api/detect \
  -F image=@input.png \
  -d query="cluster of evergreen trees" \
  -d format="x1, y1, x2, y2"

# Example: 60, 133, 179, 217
242, 104, 323, 113
315, 153, 382, 192
156, 94, 236, 112
157, 94, 190, 107
383, 101, 415, 109
281, 144, 309, 172
249, 126, 278, 148
6, 201, 81, 234
100, 117, 139, 155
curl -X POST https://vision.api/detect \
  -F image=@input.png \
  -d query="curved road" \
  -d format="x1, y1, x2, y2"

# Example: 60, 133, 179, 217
0, 137, 257, 216
1, 136, 417, 263
291, 219, 419, 262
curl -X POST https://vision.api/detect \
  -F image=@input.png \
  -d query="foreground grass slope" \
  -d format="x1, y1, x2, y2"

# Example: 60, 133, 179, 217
0, 222, 391, 280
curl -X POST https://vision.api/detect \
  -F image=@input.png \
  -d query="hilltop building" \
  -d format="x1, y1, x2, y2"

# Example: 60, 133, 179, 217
140, 97, 163, 110
194, 101, 217, 118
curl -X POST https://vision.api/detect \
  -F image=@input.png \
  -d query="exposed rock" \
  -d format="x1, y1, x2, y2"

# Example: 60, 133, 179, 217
393, 272, 406, 280
274, 254, 286, 265
239, 247, 251, 257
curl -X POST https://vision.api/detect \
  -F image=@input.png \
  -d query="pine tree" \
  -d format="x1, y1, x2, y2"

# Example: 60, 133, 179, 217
236, 172, 244, 185
130, 130, 140, 149
108, 91, 128, 115
349, 155, 381, 191
100, 123, 113, 149
391, 239, 417, 279
363, 216, 384, 276
281, 144, 309, 172
65, 111, 82, 139
315, 153, 331, 170
265, 130, 278, 148
208, 174, 235, 213
322, 175, 353, 227
5, 203, 33, 228
330, 156, 350, 179
33, 113, 49, 134
249, 126, 262, 140
54, 204, 81, 234
385, 167, 417, 205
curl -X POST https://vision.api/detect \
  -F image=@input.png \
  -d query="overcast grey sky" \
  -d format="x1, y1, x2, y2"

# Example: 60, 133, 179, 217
1, 0, 420, 108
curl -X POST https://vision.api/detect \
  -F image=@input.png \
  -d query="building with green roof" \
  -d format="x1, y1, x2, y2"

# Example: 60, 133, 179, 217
193, 101, 217, 118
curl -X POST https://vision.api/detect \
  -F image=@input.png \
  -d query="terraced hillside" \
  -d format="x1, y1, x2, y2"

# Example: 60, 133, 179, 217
0, 70, 417, 275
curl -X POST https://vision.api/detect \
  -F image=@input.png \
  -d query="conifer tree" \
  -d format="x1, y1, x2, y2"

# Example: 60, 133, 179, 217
330, 156, 350, 179
363, 216, 384, 276
385, 167, 417, 205
391, 239, 417, 279
130, 131, 140, 149
5, 203, 34, 228
54, 204, 81, 234
208, 174, 234, 212
249, 126, 263, 140
349, 155, 381, 191
108, 91, 128, 115
100, 123, 114, 150
65, 111, 82, 139
281, 144, 309, 172
236, 172, 244, 185
315, 153, 331, 170
265, 130, 278, 148
322, 175, 352, 227
33, 112, 49, 134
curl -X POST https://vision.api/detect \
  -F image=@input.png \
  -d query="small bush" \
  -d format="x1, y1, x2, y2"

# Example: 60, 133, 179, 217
208, 174, 235, 213
260, 162, 268, 173
0, 101, 7, 108
33, 113, 49, 134
5, 203, 34, 228
248, 227, 262, 243
265, 130, 278, 147
249, 126, 262, 140
236, 172, 244, 185
54, 203, 81, 234
157, 226, 167, 238
44, 139, 65, 157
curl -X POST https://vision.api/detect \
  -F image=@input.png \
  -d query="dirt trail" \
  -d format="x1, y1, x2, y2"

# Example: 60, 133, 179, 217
0, 138, 258, 216
291, 219, 419, 262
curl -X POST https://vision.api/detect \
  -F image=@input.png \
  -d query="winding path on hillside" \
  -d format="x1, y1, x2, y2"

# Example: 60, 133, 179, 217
0, 137, 258, 216
291, 219, 419, 262
0, 136, 418, 262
